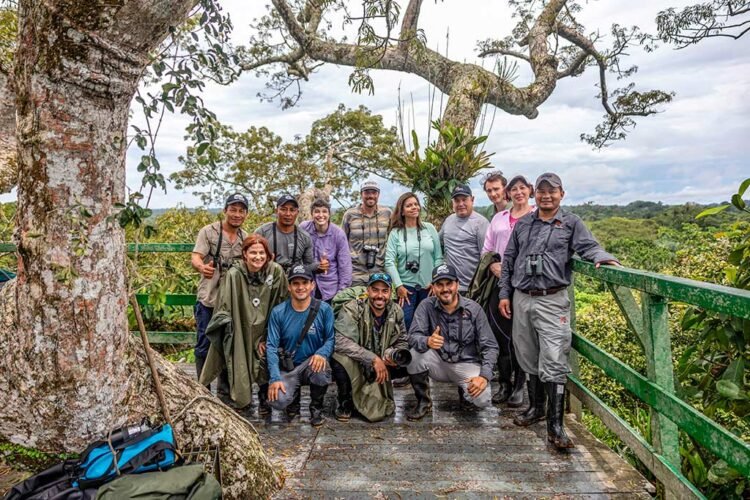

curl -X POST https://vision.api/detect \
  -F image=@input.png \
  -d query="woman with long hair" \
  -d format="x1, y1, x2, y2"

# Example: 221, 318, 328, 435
384, 192, 443, 330
200, 234, 288, 416
482, 175, 535, 407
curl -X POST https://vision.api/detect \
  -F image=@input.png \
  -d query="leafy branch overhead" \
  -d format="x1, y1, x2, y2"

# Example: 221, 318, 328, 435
238, 0, 673, 147
171, 104, 401, 210
656, 0, 750, 48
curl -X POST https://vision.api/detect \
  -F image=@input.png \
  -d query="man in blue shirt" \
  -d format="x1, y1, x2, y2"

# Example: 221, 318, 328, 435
266, 265, 335, 427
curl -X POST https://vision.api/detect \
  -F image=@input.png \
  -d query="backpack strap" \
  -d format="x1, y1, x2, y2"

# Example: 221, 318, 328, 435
290, 298, 321, 357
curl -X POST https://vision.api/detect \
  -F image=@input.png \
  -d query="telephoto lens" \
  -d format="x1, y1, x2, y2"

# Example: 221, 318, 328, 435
391, 349, 412, 367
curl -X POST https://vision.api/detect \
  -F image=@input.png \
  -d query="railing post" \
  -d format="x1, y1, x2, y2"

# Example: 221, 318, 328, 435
641, 293, 681, 473
568, 280, 582, 420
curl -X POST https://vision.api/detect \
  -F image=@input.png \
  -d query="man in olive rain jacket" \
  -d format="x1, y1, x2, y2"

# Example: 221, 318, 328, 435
331, 272, 413, 422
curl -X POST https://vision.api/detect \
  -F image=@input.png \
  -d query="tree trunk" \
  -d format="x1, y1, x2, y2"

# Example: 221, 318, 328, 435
0, 2, 280, 496
0, 70, 15, 193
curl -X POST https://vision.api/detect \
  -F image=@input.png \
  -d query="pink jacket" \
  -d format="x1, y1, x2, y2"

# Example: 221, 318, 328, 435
482, 207, 536, 256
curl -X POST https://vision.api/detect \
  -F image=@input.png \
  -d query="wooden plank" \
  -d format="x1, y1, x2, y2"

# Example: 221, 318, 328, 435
573, 259, 750, 319
567, 376, 704, 499
573, 332, 750, 477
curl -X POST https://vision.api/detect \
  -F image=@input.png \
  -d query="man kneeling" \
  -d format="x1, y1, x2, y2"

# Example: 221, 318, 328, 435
266, 265, 335, 427
331, 273, 414, 422
407, 264, 499, 419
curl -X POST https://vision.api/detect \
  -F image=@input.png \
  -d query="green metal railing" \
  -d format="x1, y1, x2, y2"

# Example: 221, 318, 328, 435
2, 242, 749, 496
568, 259, 750, 499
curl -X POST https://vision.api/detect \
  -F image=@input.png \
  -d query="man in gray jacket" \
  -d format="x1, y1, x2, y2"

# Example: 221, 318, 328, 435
407, 264, 499, 420
499, 172, 619, 449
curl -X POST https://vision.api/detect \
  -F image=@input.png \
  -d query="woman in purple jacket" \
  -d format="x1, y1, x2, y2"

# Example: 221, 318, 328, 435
300, 198, 353, 302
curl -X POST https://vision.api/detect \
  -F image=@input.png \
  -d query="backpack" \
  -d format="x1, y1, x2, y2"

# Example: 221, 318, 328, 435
4, 422, 177, 500
330, 286, 368, 316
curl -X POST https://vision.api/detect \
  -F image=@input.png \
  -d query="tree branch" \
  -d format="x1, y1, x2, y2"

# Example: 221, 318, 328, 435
556, 49, 589, 79
478, 48, 530, 62
399, 0, 424, 48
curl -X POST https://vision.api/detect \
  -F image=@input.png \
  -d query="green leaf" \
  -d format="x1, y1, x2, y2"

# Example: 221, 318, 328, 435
737, 177, 750, 198
696, 204, 729, 219
731, 193, 746, 210
716, 380, 744, 400
721, 357, 745, 385
196, 142, 210, 156
708, 460, 741, 485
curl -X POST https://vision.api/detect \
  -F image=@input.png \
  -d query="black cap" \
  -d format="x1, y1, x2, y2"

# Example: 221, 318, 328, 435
535, 172, 563, 191
276, 193, 299, 208
451, 184, 472, 199
367, 272, 393, 287
287, 264, 313, 281
224, 192, 249, 209
432, 264, 458, 283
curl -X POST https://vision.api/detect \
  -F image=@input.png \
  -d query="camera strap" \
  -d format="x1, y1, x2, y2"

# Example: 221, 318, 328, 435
290, 298, 321, 357
402, 225, 421, 263
273, 223, 299, 267
525, 218, 556, 255
212, 222, 224, 270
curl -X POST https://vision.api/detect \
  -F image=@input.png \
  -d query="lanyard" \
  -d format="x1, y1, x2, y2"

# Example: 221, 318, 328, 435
402, 226, 422, 261
525, 217, 556, 255
361, 212, 381, 248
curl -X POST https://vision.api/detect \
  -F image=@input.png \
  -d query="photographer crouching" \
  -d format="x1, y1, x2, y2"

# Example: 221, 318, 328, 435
331, 273, 415, 422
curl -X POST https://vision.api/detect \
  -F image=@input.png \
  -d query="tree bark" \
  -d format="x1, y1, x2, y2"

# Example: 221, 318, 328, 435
0, 70, 15, 193
0, 2, 280, 497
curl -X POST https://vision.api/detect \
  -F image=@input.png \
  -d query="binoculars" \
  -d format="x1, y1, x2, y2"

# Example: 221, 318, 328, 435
525, 254, 544, 276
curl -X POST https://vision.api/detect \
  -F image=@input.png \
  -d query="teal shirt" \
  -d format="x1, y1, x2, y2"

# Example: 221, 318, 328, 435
384, 223, 443, 289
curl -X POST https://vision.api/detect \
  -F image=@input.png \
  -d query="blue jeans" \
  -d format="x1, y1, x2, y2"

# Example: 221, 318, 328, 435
401, 285, 429, 332
194, 302, 214, 360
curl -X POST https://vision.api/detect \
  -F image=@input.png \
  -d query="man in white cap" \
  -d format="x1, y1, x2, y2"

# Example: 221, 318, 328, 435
342, 180, 392, 286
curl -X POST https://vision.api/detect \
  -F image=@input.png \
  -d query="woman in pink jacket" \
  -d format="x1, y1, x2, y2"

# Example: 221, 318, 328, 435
482, 175, 535, 407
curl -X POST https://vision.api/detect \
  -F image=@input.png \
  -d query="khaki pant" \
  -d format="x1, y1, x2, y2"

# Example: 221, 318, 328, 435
407, 348, 492, 408
512, 289, 571, 384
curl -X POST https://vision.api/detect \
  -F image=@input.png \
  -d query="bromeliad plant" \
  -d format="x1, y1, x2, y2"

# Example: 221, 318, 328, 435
393, 121, 493, 224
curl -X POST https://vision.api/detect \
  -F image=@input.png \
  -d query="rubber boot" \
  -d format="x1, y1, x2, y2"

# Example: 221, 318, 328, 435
285, 387, 301, 419
406, 372, 432, 421
513, 375, 546, 427
546, 382, 575, 449
257, 383, 271, 416
506, 355, 526, 408
492, 355, 512, 404
194, 355, 210, 390
334, 379, 353, 422
309, 384, 328, 428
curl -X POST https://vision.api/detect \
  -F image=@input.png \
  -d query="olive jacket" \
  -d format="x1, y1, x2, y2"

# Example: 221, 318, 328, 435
200, 260, 288, 407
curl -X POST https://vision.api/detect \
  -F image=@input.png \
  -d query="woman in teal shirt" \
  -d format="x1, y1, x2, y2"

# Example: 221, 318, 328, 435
385, 192, 443, 330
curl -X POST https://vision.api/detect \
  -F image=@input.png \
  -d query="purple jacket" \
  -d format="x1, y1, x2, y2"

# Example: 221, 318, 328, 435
300, 220, 353, 300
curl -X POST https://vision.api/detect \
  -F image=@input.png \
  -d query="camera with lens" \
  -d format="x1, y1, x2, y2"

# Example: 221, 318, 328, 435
388, 349, 412, 367
525, 254, 544, 276
277, 348, 295, 372
405, 260, 420, 273
363, 244, 379, 269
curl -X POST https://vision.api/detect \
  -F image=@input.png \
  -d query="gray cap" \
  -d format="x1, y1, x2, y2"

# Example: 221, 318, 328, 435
451, 184, 472, 199
287, 264, 313, 281
224, 192, 249, 209
276, 193, 299, 208
432, 263, 458, 283
535, 172, 563, 190
360, 180, 380, 192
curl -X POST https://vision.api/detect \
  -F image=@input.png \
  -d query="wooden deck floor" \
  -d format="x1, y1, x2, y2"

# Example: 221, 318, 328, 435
180, 364, 654, 499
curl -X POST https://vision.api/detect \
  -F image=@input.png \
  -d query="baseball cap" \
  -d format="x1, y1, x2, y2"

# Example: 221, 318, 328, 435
432, 264, 458, 283
224, 192, 249, 209
287, 264, 313, 281
276, 193, 299, 208
451, 184, 472, 199
535, 173, 563, 191
360, 180, 380, 192
367, 272, 393, 287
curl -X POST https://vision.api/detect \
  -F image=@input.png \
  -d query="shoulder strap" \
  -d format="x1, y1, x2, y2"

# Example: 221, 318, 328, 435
291, 298, 321, 355
212, 222, 224, 269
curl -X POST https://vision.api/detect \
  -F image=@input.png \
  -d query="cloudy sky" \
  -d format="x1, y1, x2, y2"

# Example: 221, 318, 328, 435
122, 0, 749, 210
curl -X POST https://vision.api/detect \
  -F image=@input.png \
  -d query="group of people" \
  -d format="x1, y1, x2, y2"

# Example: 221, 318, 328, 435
190, 172, 618, 450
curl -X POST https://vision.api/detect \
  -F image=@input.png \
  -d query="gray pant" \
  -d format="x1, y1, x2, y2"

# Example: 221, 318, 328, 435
407, 348, 492, 408
269, 358, 332, 411
512, 289, 571, 384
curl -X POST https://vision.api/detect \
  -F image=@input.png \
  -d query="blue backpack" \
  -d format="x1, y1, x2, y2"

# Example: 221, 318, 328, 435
74, 423, 177, 489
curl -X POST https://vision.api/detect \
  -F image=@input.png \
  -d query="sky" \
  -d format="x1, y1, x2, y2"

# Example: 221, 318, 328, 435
16, 0, 750, 210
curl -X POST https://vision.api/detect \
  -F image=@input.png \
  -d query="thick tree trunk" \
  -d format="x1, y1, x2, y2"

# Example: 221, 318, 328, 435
0, 2, 280, 497
0, 70, 15, 193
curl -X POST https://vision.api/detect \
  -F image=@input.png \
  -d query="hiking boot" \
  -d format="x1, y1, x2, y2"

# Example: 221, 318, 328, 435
257, 384, 271, 417
492, 355, 513, 404
194, 355, 211, 391
513, 375, 546, 427
546, 382, 575, 449
309, 384, 328, 428
334, 399, 352, 422
406, 372, 432, 421
458, 386, 475, 411
392, 376, 410, 388
285, 387, 301, 419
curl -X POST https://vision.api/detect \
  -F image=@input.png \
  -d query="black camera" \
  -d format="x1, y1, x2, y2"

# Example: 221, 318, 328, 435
405, 260, 420, 273
363, 244, 378, 269
277, 349, 295, 372
389, 349, 412, 367
361, 363, 377, 384
525, 254, 544, 276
